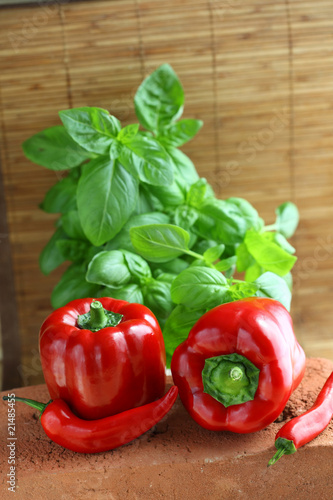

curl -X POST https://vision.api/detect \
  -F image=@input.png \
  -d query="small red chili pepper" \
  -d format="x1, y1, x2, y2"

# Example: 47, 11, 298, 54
3, 386, 178, 454
268, 371, 333, 466
39, 298, 166, 420
171, 297, 306, 433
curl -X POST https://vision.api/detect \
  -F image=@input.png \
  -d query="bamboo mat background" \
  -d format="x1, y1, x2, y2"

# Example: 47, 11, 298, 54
0, 0, 333, 386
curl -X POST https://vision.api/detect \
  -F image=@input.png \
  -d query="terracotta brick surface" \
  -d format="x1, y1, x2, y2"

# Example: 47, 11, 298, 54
1, 358, 332, 500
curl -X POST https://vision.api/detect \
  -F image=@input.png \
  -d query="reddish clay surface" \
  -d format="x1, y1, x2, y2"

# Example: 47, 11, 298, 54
1, 357, 333, 500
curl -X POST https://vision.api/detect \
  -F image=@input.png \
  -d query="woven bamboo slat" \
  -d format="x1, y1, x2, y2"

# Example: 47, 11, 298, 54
0, 0, 332, 386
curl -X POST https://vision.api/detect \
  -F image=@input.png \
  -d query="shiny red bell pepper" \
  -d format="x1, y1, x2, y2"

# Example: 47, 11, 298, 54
171, 297, 306, 433
39, 298, 166, 420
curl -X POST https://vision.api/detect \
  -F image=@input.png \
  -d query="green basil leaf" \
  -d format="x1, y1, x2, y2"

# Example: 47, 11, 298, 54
228, 281, 258, 301
59, 107, 121, 155
282, 271, 293, 291
157, 119, 203, 147
186, 178, 215, 209
147, 171, 186, 208
39, 172, 78, 213
192, 239, 219, 255
102, 284, 144, 304
274, 232, 296, 254
39, 226, 67, 275
138, 184, 164, 212
150, 258, 189, 275
255, 271, 292, 311
51, 263, 100, 309
133, 186, 155, 215
22, 126, 90, 170
171, 266, 229, 309
142, 279, 174, 320
109, 139, 122, 159
56, 239, 91, 263
275, 202, 299, 238
117, 124, 139, 143
203, 244, 225, 264
122, 250, 152, 283
214, 255, 237, 272
189, 258, 211, 268
174, 205, 198, 231
163, 305, 206, 367
244, 229, 297, 276
86, 250, 131, 288
245, 262, 263, 282
199, 199, 248, 244
60, 210, 87, 240
86, 245, 105, 263
134, 64, 184, 132
154, 272, 177, 284
167, 147, 199, 186
227, 198, 260, 231
130, 224, 191, 263
193, 211, 215, 240
106, 212, 170, 253
77, 157, 138, 246
236, 242, 254, 272
119, 134, 174, 186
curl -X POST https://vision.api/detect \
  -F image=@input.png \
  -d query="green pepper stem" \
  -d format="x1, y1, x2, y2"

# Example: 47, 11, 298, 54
2, 396, 49, 414
202, 353, 260, 408
267, 437, 297, 467
229, 366, 243, 381
267, 448, 286, 467
89, 300, 108, 330
77, 300, 124, 332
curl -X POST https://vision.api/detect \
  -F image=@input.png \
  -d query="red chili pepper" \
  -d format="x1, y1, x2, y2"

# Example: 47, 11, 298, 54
171, 297, 306, 433
3, 386, 178, 453
39, 298, 166, 420
268, 371, 333, 466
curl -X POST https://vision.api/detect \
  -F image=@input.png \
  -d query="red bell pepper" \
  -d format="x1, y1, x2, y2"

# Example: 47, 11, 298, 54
171, 297, 306, 433
39, 298, 166, 420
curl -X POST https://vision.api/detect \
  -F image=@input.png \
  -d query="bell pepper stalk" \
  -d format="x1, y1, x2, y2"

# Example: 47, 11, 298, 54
268, 370, 333, 466
39, 298, 166, 420
3, 386, 178, 454
171, 297, 306, 433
